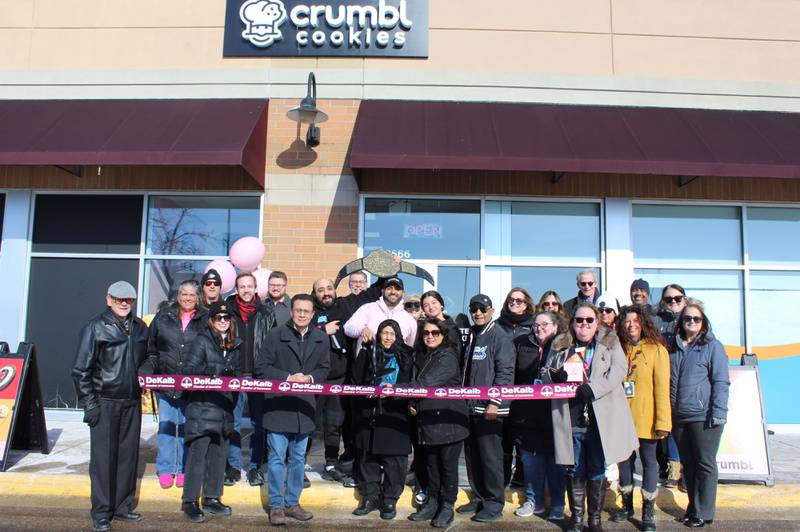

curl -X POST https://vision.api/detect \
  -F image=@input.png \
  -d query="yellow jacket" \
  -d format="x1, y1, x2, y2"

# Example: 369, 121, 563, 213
624, 339, 672, 439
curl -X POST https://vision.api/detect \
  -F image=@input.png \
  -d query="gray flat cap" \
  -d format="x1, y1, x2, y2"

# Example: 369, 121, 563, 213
107, 281, 137, 299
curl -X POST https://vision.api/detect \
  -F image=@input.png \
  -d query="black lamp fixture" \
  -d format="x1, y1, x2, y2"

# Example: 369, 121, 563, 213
286, 72, 329, 148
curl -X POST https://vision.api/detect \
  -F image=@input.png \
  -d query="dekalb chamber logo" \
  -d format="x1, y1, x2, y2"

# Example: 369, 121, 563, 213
278, 381, 292, 392
540, 385, 554, 398
181, 377, 193, 389
330, 384, 343, 394
228, 378, 242, 390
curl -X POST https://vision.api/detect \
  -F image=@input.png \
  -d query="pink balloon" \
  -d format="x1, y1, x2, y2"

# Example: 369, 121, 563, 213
252, 268, 272, 300
205, 259, 237, 295
229, 236, 265, 271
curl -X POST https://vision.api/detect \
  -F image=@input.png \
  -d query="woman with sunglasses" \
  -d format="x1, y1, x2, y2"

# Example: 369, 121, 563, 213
610, 305, 671, 532
142, 280, 207, 489
670, 303, 729, 528
511, 311, 566, 520
537, 291, 568, 322
404, 294, 424, 320
401, 319, 469, 528
546, 303, 638, 532
351, 319, 414, 520
180, 301, 241, 523
595, 294, 620, 331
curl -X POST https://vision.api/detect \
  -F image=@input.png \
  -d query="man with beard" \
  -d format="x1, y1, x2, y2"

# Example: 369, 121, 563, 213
200, 269, 222, 308
344, 278, 418, 355
310, 276, 385, 485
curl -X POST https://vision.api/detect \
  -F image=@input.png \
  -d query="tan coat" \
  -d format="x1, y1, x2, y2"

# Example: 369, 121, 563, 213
624, 339, 672, 440
544, 328, 639, 467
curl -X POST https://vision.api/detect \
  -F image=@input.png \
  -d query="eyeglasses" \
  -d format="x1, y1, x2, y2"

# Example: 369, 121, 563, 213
533, 322, 554, 329
422, 330, 442, 337
469, 304, 488, 314
683, 315, 703, 324
574, 317, 595, 324
213, 315, 231, 322
663, 295, 685, 304
542, 301, 559, 308
507, 297, 526, 306
579, 282, 595, 288
112, 297, 135, 306
204, 280, 220, 287
598, 307, 615, 314
404, 302, 421, 310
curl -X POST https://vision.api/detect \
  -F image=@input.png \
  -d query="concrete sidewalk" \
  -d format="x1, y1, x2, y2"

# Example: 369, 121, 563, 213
1, 410, 799, 526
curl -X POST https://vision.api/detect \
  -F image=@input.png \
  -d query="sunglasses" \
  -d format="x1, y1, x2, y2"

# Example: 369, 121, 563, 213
598, 307, 615, 314
579, 282, 595, 287
507, 297, 526, 306
422, 330, 442, 337
404, 302, 421, 310
213, 315, 231, 322
204, 280, 220, 287
469, 304, 488, 314
663, 295, 685, 304
112, 297, 135, 306
682, 315, 703, 324
542, 301, 559, 308
574, 317, 595, 324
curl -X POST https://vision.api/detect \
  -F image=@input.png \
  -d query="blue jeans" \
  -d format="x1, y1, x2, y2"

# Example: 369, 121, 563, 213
567, 423, 606, 481
156, 393, 186, 476
227, 392, 245, 470
666, 433, 680, 462
266, 432, 309, 509
521, 450, 566, 509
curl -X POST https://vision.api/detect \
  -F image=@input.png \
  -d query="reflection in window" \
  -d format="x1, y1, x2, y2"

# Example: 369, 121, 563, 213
437, 266, 480, 324
484, 266, 596, 315
485, 201, 600, 262
144, 259, 210, 314
146, 196, 260, 256
747, 208, 800, 265
364, 199, 480, 260
635, 268, 743, 346
633, 204, 742, 265
749, 271, 800, 346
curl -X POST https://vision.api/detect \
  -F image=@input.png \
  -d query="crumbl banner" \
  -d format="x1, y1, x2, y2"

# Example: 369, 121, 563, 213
139, 375, 577, 400
223, 0, 429, 57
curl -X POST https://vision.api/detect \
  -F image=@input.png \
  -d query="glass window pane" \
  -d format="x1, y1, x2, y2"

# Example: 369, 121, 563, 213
143, 259, 221, 315
363, 198, 480, 260
749, 271, 800, 346
635, 268, 743, 346
437, 266, 480, 323
146, 196, 260, 256
632, 204, 742, 265
485, 201, 600, 262
484, 266, 599, 315
747, 207, 800, 265
32, 194, 143, 253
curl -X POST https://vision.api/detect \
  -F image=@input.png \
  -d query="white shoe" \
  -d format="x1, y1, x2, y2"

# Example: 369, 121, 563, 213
514, 500, 534, 517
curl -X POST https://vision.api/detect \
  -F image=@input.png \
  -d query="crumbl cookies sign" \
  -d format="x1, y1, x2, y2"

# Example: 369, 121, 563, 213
223, 0, 429, 57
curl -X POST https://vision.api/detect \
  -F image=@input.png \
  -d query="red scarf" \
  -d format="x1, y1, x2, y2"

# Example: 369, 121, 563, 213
236, 296, 258, 324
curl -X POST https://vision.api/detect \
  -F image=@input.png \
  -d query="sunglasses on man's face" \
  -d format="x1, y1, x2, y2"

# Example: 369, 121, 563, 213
469, 304, 488, 314
574, 317, 595, 324
663, 295, 684, 304
579, 282, 595, 288
404, 302, 421, 310
204, 280, 220, 287
682, 315, 703, 324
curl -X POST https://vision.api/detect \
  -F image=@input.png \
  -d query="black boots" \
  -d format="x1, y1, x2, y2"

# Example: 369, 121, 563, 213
611, 488, 634, 522
431, 502, 455, 528
409, 499, 439, 521
202, 498, 231, 516
353, 497, 380, 516
181, 501, 204, 523
565, 476, 586, 532
642, 497, 657, 531
586, 479, 606, 532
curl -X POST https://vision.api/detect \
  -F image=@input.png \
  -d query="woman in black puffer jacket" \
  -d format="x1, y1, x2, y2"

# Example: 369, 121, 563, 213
180, 301, 241, 524
401, 319, 469, 529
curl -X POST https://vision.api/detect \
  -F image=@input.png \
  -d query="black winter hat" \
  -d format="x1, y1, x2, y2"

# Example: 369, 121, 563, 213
202, 269, 222, 285
207, 301, 231, 318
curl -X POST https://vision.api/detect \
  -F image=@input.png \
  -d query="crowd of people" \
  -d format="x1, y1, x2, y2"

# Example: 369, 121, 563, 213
72, 267, 730, 532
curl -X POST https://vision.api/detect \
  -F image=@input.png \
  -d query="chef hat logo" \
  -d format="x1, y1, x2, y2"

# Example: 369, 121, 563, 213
240, 0, 288, 48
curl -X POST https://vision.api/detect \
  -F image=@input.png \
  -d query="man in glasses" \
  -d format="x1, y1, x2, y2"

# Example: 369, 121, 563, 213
224, 272, 277, 487
344, 277, 418, 355
564, 270, 600, 317
200, 269, 222, 308
348, 271, 368, 296
457, 294, 515, 523
72, 281, 149, 532
264, 271, 292, 327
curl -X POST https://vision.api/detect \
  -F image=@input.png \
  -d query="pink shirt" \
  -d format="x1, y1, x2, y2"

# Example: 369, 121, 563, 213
343, 297, 418, 354
179, 310, 196, 332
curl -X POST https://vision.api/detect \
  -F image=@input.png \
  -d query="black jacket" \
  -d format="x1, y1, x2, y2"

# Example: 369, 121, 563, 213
311, 296, 350, 382
225, 294, 276, 376
255, 322, 331, 434
496, 310, 534, 340
401, 345, 469, 446
182, 327, 241, 442
511, 332, 555, 454
142, 305, 208, 398
72, 308, 149, 411
351, 341, 413, 455
461, 321, 516, 415
653, 307, 679, 347
564, 292, 599, 317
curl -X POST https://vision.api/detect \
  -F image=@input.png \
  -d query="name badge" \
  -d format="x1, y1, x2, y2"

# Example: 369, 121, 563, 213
623, 381, 635, 398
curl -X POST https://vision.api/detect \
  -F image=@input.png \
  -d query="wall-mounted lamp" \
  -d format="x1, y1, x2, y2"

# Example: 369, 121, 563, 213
286, 72, 328, 148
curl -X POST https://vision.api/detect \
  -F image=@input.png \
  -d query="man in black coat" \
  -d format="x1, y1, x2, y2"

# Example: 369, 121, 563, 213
563, 270, 600, 317
256, 294, 331, 526
71, 281, 149, 532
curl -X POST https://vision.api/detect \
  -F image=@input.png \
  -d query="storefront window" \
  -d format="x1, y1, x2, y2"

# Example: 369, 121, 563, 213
437, 266, 479, 321
363, 198, 480, 260
635, 268, 744, 346
746, 207, 800, 265
485, 201, 600, 262
146, 196, 260, 256
143, 259, 210, 315
485, 266, 596, 312
632, 204, 742, 265
749, 271, 800, 346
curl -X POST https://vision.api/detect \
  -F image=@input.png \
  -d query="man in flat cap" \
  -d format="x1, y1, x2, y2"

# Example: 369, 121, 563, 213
72, 281, 149, 532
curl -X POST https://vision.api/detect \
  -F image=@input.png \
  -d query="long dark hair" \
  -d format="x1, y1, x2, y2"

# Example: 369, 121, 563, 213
503, 287, 535, 315
419, 318, 458, 352
617, 304, 665, 349
673, 303, 711, 348
208, 316, 237, 352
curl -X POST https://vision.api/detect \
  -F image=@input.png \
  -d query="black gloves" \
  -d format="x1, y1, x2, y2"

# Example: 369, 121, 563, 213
83, 406, 101, 428
576, 383, 594, 403
222, 365, 237, 377
551, 368, 569, 384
